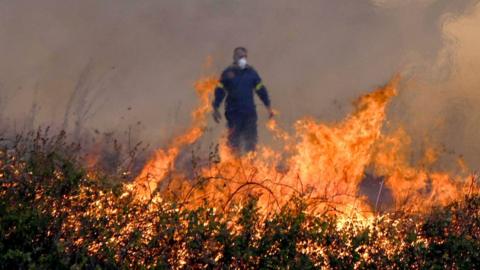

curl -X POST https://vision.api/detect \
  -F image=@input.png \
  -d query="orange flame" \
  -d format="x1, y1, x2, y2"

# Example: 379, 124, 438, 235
133, 76, 218, 200
131, 73, 477, 217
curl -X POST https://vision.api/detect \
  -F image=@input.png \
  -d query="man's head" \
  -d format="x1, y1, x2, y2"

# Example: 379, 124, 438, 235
233, 47, 248, 69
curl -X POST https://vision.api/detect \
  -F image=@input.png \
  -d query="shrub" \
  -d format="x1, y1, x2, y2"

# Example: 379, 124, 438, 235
0, 133, 479, 269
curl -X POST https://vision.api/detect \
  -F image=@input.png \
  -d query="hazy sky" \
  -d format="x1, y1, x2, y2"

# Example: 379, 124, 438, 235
0, 0, 479, 166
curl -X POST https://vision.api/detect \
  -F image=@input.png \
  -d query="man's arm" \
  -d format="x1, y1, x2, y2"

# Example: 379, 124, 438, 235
212, 83, 226, 110
212, 73, 227, 123
253, 71, 274, 118
255, 82, 270, 107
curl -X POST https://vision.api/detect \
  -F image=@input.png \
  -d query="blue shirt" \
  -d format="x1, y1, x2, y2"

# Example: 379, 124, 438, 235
212, 65, 270, 114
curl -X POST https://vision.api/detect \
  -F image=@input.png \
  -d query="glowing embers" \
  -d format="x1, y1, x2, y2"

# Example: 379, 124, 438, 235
131, 73, 477, 217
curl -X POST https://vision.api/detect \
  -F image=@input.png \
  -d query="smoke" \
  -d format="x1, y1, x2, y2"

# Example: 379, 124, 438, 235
0, 0, 479, 166
387, 1, 480, 169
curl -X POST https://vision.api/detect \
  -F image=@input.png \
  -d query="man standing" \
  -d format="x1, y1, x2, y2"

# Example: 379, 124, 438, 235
212, 47, 274, 154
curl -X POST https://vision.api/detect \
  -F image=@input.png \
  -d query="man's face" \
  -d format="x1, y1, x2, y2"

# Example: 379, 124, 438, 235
233, 49, 247, 63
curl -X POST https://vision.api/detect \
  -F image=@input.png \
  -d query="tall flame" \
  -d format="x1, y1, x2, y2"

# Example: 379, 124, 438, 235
133, 76, 218, 200
131, 73, 476, 216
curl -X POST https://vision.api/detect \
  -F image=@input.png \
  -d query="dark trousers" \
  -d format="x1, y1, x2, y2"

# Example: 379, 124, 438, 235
225, 111, 258, 154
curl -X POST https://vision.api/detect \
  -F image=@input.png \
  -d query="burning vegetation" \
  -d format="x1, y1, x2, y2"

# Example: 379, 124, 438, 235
0, 75, 479, 269
133, 75, 477, 215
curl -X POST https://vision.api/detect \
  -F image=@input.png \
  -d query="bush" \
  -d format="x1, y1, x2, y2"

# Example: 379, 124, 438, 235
0, 133, 479, 269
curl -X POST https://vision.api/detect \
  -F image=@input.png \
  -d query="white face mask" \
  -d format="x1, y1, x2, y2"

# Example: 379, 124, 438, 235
237, 57, 247, 69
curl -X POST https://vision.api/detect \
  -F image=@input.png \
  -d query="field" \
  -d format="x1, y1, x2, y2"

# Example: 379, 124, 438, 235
0, 131, 479, 269
1, 77, 479, 269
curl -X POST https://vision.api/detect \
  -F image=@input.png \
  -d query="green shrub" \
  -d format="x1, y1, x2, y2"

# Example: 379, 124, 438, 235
0, 133, 479, 269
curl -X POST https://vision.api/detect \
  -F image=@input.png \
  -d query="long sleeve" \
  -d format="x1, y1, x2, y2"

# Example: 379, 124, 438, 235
253, 71, 271, 108
212, 70, 228, 109
212, 84, 226, 109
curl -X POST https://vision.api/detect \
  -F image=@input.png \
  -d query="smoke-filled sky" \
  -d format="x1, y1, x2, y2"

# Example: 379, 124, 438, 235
0, 0, 479, 166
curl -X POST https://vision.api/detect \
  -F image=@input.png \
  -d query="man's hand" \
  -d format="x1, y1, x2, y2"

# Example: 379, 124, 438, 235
267, 107, 275, 119
212, 109, 222, 123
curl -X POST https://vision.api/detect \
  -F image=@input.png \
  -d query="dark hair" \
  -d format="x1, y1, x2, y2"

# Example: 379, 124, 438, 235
233, 47, 247, 54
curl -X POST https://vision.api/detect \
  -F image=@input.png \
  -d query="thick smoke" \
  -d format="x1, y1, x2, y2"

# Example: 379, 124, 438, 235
0, 0, 479, 167
387, 1, 480, 169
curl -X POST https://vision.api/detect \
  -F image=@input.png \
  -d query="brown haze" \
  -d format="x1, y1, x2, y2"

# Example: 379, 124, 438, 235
0, 0, 479, 168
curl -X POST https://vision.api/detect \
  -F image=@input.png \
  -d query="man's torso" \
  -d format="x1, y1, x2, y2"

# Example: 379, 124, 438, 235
221, 65, 259, 114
